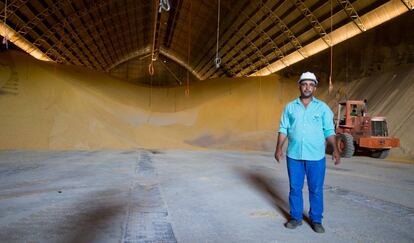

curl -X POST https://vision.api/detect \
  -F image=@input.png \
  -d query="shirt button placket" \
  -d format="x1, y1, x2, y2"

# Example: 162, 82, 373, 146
301, 108, 306, 159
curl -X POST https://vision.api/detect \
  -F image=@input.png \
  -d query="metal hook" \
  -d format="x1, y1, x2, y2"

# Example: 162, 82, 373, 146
159, 0, 170, 13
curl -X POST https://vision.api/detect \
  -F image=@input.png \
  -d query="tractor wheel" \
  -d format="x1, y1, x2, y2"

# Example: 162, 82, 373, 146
336, 133, 355, 158
371, 149, 390, 159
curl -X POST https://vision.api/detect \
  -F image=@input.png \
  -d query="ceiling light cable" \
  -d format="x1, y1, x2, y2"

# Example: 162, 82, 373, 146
214, 0, 221, 69
185, 2, 192, 96
2, 0, 9, 49
150, 0, 161, 76
328, 0, 334, 94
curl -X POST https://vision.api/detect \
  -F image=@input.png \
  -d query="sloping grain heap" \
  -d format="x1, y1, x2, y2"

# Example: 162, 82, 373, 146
1, 51, 413, 160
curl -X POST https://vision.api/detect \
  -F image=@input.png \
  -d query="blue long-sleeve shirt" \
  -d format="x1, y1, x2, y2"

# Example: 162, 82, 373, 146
279, 97, 335, 160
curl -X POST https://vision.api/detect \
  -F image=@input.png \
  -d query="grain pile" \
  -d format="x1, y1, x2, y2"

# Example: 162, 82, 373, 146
0, 51, 412, 160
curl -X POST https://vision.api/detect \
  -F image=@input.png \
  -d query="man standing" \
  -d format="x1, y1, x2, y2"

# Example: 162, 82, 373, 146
275, 71, 340, 233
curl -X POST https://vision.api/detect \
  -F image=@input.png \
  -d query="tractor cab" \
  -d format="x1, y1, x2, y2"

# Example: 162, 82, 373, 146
337, 100, 367, 128
332, 99, 399, 159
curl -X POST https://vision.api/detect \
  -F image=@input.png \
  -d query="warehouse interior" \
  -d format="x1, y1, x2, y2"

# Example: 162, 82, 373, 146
1, 0, 414, 242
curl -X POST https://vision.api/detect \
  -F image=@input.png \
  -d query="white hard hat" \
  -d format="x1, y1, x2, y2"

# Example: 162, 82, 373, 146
298, 71, 318, 85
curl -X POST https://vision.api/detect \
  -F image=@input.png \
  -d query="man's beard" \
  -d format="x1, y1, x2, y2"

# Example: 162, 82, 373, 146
301, 90, 313, 98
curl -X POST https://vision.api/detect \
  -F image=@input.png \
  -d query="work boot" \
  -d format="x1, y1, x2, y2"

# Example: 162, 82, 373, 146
311, 222, 325, 233
285, 219, 302, 229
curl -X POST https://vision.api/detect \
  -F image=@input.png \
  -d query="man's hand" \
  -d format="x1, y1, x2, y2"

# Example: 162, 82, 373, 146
327, 135, 341, 165
275, 133, 287, 163
274, 148, 283, 163
332, 150, 341, 165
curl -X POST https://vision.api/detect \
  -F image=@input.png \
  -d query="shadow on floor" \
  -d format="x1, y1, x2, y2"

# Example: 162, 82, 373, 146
59, 190, 126, 243
233, 166, 312, 225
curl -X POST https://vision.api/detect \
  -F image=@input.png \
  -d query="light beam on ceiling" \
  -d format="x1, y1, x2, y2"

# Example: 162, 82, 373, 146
251, 0, 412, 77
0, 23, 52, 62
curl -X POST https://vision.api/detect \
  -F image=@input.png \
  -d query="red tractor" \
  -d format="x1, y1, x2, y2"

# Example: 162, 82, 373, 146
333, 100, 400, 159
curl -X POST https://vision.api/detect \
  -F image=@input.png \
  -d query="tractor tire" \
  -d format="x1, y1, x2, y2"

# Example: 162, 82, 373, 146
371, 149, 390, 159
336, 133, 355, 158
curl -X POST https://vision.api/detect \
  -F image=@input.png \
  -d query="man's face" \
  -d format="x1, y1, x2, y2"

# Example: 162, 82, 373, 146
299, 80, 316, 98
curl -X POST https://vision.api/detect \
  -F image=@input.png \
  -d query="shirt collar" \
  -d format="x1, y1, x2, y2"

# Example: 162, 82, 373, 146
295, 96, 319, 104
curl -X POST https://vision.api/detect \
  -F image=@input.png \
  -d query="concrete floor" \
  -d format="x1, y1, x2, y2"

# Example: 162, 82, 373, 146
0, 150, 413, 243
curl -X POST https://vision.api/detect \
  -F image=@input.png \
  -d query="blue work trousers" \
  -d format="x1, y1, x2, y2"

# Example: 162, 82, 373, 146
286, 156, 326, 223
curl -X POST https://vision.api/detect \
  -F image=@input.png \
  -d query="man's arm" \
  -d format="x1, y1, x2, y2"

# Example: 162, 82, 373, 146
323, 105, 340, 165
275, 106, 290, 163
326, 135, 340, 165
275, 132, 287, 163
